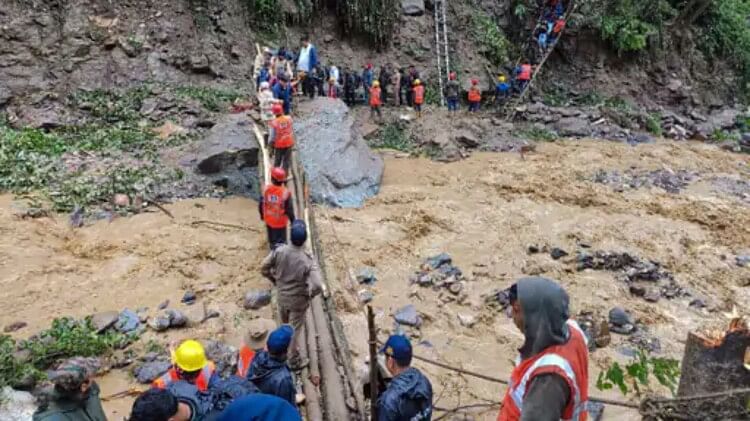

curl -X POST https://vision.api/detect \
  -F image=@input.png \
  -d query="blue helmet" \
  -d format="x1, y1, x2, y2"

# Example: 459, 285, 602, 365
290, 220, 307, 246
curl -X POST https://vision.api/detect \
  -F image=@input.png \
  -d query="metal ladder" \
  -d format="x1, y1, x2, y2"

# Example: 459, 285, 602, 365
434, 0, 450, 106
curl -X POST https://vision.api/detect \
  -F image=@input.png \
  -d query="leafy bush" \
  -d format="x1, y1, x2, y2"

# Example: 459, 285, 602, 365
173, 86, 243, 112
700, 0, 750, 95
471, 11, 511, 66
518, 126, 558, 142
371, 123, 413, 152
597, 350, 680, 397
241, 0, 283, 33
69, 87, 151, 123
646, 112, 663, 136
599, 0, 676, 53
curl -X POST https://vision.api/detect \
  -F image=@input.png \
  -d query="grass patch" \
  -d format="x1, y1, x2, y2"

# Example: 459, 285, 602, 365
603, 95, 632, 111
1, 318, 135, 389
517, 126, 558, 142
646, 112, 662, 136
577, 90, 605, 106
69, 87, 151, 123
173, 86, 244, 112
371, 123, 413, 152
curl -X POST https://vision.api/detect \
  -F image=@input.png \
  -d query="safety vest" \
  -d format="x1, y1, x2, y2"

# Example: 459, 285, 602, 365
236, 345, 257, 378
468, 87, 481, 102
152, 362, 216, 392
270, 115, 294, 149
370, 87, 382, 106
498, 320, 589, 421
554, 19, 566, 34
519, 65, 532, 81
263, 184, 291, 229
414, 85, 425, 105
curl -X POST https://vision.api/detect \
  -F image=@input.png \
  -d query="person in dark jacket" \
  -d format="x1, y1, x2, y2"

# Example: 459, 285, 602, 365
272, 76, 293, 115
129, 388, 194, 421
33, 357, 107, 421
378, 335, 433, 421
246, 325, 297, 406
217, 394, 301, 421
343, 68, 359, 106
400, 68, 412, 107
378, 64, 392, 105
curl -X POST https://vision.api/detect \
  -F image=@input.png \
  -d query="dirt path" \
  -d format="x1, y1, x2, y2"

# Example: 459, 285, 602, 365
315, 140, 749, 420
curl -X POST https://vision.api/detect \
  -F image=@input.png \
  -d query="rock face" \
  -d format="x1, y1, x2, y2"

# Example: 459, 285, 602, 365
295, 99, 384, 207
186, 114, 261, 198
0, 387, 37, 421
401, 0, 425, 15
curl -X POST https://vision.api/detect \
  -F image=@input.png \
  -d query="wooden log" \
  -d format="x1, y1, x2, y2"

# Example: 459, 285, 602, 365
368, 305, 379, 421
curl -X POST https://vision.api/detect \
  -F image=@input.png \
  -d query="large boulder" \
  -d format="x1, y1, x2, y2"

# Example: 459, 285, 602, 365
402, 0, 425, 15
554, 117, 591, 138
295, 99, 384, 207
183, 114, 261, 198
0, 387, 37, 421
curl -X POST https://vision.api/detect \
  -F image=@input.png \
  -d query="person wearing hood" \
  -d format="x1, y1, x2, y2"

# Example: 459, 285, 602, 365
33, 357, 107, 421
246, 325, 297, 406
261, 220, 323, 369
498, 277, 589, 421
217, 393, 301, 421
378, 335, 433, 421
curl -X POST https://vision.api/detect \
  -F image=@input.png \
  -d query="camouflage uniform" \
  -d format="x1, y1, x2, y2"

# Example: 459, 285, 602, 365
33, 357, 107, 421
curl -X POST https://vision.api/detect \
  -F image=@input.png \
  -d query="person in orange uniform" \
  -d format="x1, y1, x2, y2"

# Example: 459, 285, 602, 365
497, 277, 589, 421
412, 79, 425, 118
268, 103, 294, 171
236, 318, 277, 378
515, 60, 532, 93
369, 80, 382, 121
152, 340, 218, 392
259, 167, 295, 250
468, 79, 481, 112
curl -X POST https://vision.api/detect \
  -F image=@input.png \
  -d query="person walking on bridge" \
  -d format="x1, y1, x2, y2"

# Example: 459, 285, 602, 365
497, 276, 589, 421
378, 335, 433, 421
268, 104, 294, 170
259, 167, 295, 250
261, 220, 323, 369
515, 60, 532, 94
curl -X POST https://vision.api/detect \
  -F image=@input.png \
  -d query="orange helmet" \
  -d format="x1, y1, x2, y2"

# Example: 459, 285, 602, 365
471, 78, 479, 85
271, 167, 286, 182
272, 103, 283, 115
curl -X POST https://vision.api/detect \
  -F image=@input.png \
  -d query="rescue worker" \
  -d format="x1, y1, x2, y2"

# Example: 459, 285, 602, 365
369, 80, 383, 120
550, 17, 566, 43
497, 277, 589, 421
378, 335, 433, 421
129, 388, 193, 421
217, 393, 302, 421
468, 79, 482, 112
33, 357, 107, 421
260, 220, 323, 369
362, 63, 374, 102
246, 325, 297, 406
153, 340, 219, 392
515, 60, 532, 93
412, 79, 425, 118
445, 72, 460, 112
236, 318, 277, 378
494, 75, 510, 106
259, 167, 295, 250
268, 104, 294, 170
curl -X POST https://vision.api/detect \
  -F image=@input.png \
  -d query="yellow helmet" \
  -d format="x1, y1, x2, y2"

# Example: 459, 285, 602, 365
173, 340, 207, 372
498, 75, 507, 82
373, 80, 380, 87
413, 79, 421, 86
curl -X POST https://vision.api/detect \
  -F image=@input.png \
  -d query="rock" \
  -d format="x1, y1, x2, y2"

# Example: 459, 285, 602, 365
401, 0, 425, 15
323, 34, 334, 43
454, 130, 480, 148
295, 99, 384, 207
135, 360, 171, 383
157, 299, 170, 310
550, 247, 568, 260
358, 289, 374, 304
448, 282, 463, 295
0, 387, 37, 421
244, 290, 272, 310
595, 321, 611, 348
91, 311, 119, 333
140, 98, 159, 115
394, 304, 422, 327
168, 309, 187, 328
629, 285, 646, 297
184, 304, 208, 326
115, 309, 141, 333
554, 117, 590, 137
643, 288, 661, 303
736, 255, 750, 267
610, 323, 636, 335
628, 330, 661, 353
3, 320, 27, 333
666, 78, 683, 92
149, 311, 172, 332
424, 253, 452, 269
117, 36, 139, 57
191, 114, 261, 197
689, 298, 707, 309
202, 340, 238, 378
588, 401, 605, 421
527, 245, 540, 254
457, 313, 476, 328
356, 267, 377, 284
189, 54, 211, 73
608, 307, 634, 327
181, 290, 197, 305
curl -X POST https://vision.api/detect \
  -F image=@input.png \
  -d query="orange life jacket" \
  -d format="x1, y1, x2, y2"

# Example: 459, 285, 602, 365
468, 87, 481, 102
270, 115, 294, 149
152, 362, 216, 392
519, 64, 532, 81
370, 87, 382, 106
236, 344, 257, 378
413, 85, 425, 105
263, 184, 291, 229
497, 320, 589, 421
553, 19, 566, 34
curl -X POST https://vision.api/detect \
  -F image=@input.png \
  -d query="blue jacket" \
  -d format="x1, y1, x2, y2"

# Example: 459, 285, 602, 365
362, 69, 374, 87
246, 350, 296, 406
272, 83, 292, 115
217, 394, 300, 421
377, 367, 433, 421
257, 67, 270, 88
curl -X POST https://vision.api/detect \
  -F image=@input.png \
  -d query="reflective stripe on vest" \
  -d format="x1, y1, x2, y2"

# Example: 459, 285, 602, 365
509, 354, 582, 420
263, 185, 290, 229
414, 86, 425, 104
153, 363, 215, 392
236, 345, 256, 378
468, 88, 481, 102
271, 116, 294, 148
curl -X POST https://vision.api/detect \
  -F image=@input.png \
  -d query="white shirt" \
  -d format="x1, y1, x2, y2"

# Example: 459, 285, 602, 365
297, 45, 312, 73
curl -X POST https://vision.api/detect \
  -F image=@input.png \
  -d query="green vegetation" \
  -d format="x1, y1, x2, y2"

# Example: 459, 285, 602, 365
337, 0, 399, 49
517, 126, 558, 142
603, 95, 632, 111
69, 87, 151, 123
700, 0, 750, 94
174, 86, 244, 112
597, 350, 681, 397
577, 90, 605, 107
1, 318, 134, 389
371, 123, 413, 152
646, 112, 663, 136
241, 0, 283, 35
471, 11, 511, 66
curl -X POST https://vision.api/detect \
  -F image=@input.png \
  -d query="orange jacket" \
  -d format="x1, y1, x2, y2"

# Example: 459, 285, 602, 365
152, 362, 216, 392
413, 85, 425, 105
498, 320, 589, 421
263, 184, 291, 229
369, 87, 382, 106
553, 19, 566, 34
468, 87, 481, 102
236, 344, 257, 378
270, 115, 294, 149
